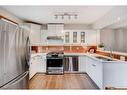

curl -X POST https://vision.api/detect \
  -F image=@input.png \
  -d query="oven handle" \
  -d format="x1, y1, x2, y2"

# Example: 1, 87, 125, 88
47, 58, 63, 59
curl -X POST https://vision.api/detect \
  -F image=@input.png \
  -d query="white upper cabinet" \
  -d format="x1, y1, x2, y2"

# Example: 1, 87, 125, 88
47, 24, 64, 36
45, 24, 64, 45
80, 32, 85, 43
64, 30, 100, 45
85, 30, 97, 45
65, 32, 70, 43
29, 24, 42, 45
28, 23, 100, 46
64, 30, 80, 44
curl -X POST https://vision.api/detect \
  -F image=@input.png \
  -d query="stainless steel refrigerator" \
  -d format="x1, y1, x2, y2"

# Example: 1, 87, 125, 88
0, 20, 30, 89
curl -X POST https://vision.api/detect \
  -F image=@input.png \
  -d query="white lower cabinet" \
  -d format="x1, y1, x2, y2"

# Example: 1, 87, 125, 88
29, 53, 46, 79
86, 56, 103, 89
103, 62, 127, 88
78, 56, 86, 72
29, 56, 37, 79
36, 54, 46, 73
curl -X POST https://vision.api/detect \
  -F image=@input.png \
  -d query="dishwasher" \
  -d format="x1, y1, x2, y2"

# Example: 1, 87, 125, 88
64, 56, 78, 72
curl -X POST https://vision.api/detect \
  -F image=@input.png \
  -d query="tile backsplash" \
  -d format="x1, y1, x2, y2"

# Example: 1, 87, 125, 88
31, 45, 97, 53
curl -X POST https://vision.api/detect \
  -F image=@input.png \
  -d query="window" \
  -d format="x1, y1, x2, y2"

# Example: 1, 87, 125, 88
73, 32, 77, 43
65, 32, 70, 43
81, 32, 85, 43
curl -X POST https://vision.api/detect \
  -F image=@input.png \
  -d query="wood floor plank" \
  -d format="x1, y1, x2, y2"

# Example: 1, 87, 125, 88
29, 73, 98, 89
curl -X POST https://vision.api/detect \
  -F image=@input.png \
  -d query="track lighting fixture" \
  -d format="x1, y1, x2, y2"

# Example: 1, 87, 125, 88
54, 12, 78, 20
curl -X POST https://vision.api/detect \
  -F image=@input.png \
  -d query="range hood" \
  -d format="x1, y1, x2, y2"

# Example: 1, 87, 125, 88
46, 24, 64, 45
47, 36, 63, 40
46, 36, 63, 45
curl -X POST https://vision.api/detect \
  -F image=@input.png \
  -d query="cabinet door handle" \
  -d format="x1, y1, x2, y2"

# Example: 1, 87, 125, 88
92, 64, 96, 67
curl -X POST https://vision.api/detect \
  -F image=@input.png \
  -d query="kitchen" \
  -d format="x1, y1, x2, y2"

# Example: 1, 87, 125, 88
0, 6, 127, 90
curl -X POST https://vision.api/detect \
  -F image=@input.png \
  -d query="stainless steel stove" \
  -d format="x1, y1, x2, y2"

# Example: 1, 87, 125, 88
46, 51, 64, 74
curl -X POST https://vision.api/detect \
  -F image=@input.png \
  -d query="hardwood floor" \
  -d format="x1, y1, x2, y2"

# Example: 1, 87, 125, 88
29, 73, 98, 89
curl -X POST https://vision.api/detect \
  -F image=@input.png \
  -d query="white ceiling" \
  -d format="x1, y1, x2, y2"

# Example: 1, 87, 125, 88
1, 6, 113, 24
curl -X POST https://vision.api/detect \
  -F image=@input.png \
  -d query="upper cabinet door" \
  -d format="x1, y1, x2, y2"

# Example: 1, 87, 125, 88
29, 24, 41, 45
73, 32, 78, 43
85, 30, 97, 45
63, 30, 100, 45
47, 24, 64, 36
65, 32, 70, 43
80, 32, 85, 43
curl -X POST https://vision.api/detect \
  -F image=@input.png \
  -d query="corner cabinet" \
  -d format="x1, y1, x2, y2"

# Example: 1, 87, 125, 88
64, 30, 100, 45
86, 56, 103, 89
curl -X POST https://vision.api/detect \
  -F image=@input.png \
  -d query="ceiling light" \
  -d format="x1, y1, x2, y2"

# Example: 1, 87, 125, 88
54, 12, 78, 20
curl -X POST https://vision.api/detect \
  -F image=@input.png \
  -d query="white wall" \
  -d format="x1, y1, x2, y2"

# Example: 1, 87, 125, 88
93, 7, 127, 29
100, 29, 115, 50
100, 28, 127, 52
0, 8, 23, 23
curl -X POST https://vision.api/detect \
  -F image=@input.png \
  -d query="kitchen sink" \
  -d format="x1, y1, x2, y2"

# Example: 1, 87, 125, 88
95, 56, 116, 61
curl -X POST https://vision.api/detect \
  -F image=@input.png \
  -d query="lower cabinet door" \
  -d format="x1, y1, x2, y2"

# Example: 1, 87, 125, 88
86, 56, 103, 89
79, 56, 86, 72
29, 58, 37, 79
91, 60, 103, 89
86, 57, 94, 78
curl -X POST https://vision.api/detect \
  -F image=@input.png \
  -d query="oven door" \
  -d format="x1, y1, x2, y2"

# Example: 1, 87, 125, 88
47, 58, 63, 67
47, 58, 63, 74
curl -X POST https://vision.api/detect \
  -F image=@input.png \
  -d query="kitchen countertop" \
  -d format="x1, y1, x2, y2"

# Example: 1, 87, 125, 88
97, 50, 127, 56
31, 52, 127, 64
64, 52, 127, 64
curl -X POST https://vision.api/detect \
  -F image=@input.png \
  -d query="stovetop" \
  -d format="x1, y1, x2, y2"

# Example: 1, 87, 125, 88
46, 51, 64, 58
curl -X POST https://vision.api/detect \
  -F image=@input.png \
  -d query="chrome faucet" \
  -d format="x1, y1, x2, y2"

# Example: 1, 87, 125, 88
109, 47, 113, 58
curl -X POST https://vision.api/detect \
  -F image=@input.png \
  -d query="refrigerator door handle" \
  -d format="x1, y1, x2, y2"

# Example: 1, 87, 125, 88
26, 37, 31, 67
1, 71, 29, 89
